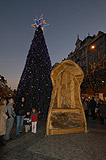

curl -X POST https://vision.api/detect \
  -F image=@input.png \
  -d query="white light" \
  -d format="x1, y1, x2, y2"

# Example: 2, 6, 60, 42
91, 45, 95, 49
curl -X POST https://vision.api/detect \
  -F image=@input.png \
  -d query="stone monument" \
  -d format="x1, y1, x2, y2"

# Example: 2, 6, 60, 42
46, 60, 87, 136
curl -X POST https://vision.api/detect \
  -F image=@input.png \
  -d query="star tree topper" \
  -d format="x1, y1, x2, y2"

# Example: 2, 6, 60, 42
31, 14, 49, 31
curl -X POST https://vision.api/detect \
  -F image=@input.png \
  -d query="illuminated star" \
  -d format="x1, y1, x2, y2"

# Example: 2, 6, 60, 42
31, 14, 49, 31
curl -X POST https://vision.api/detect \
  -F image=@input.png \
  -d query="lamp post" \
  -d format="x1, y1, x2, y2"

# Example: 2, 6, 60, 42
91, 45, 95, 49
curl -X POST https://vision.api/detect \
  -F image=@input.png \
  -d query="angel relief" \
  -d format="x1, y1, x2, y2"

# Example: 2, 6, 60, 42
55, 70, 75, 109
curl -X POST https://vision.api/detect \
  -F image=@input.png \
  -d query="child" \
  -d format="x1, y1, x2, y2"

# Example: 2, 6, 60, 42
24, 111, 31, 133
31, 108, 40, 133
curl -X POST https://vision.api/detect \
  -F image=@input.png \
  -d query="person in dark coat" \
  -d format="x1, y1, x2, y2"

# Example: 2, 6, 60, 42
16, 97, 26, 135
82, 98, 89, 120
100, 100, 106, 124
89, 97, 96, 120
24, 111, 31, 133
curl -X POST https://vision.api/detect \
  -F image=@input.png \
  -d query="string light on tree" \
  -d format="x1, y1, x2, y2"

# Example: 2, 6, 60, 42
81, 53, 106, 93
15, 15, 52, 117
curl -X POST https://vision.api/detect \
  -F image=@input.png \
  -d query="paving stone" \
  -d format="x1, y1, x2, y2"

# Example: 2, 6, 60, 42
0, 118, 106, 160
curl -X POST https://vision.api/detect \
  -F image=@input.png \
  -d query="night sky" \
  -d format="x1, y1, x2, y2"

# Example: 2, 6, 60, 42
0, 0, 106, 89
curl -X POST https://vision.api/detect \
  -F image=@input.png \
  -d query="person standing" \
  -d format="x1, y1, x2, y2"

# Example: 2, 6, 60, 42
83, 98, 89, 120
31, 108, 40, 133
100, 100, 106, 124
89, 97, 96, 120
24, 111, 31, 133
16, 97, 26, 135
0, 98, 8, 146
5, 98, 16, 141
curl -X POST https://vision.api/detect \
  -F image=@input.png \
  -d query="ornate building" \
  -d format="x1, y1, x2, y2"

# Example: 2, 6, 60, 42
87, 31, 106, 71
0, 75, 13, 98
67, 31, 106, 97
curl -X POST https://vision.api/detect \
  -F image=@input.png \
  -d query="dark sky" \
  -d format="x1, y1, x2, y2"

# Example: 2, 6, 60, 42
0, 0, 106, 88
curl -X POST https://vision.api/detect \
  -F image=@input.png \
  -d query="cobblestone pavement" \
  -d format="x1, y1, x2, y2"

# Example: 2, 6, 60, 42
0, 118, 106, 160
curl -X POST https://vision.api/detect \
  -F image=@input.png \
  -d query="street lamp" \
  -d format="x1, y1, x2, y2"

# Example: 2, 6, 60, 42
91, 45, 95, 49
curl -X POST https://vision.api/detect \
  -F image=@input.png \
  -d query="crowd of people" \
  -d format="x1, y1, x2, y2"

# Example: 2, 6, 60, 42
0, 96, 106, 147
0, 97, 40, 146
82, 97, 106, 124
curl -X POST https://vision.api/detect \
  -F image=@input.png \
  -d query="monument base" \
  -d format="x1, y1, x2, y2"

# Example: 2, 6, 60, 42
49, 127, 84, 136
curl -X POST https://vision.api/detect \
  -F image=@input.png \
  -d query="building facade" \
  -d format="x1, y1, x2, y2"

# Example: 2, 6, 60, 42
67, 31, 106, 97
87, 31, 106, 71
67, 31, 106, 73
0, 75, 13, 98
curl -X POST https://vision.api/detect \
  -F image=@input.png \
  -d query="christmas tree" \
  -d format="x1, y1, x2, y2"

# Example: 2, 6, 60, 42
15, 16, 52, 117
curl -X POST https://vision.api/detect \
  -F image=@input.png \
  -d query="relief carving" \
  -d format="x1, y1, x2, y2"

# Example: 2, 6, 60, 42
46, 60, 87, 135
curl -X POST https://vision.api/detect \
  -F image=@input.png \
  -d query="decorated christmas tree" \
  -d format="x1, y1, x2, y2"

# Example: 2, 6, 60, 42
15, 15, 52, 117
